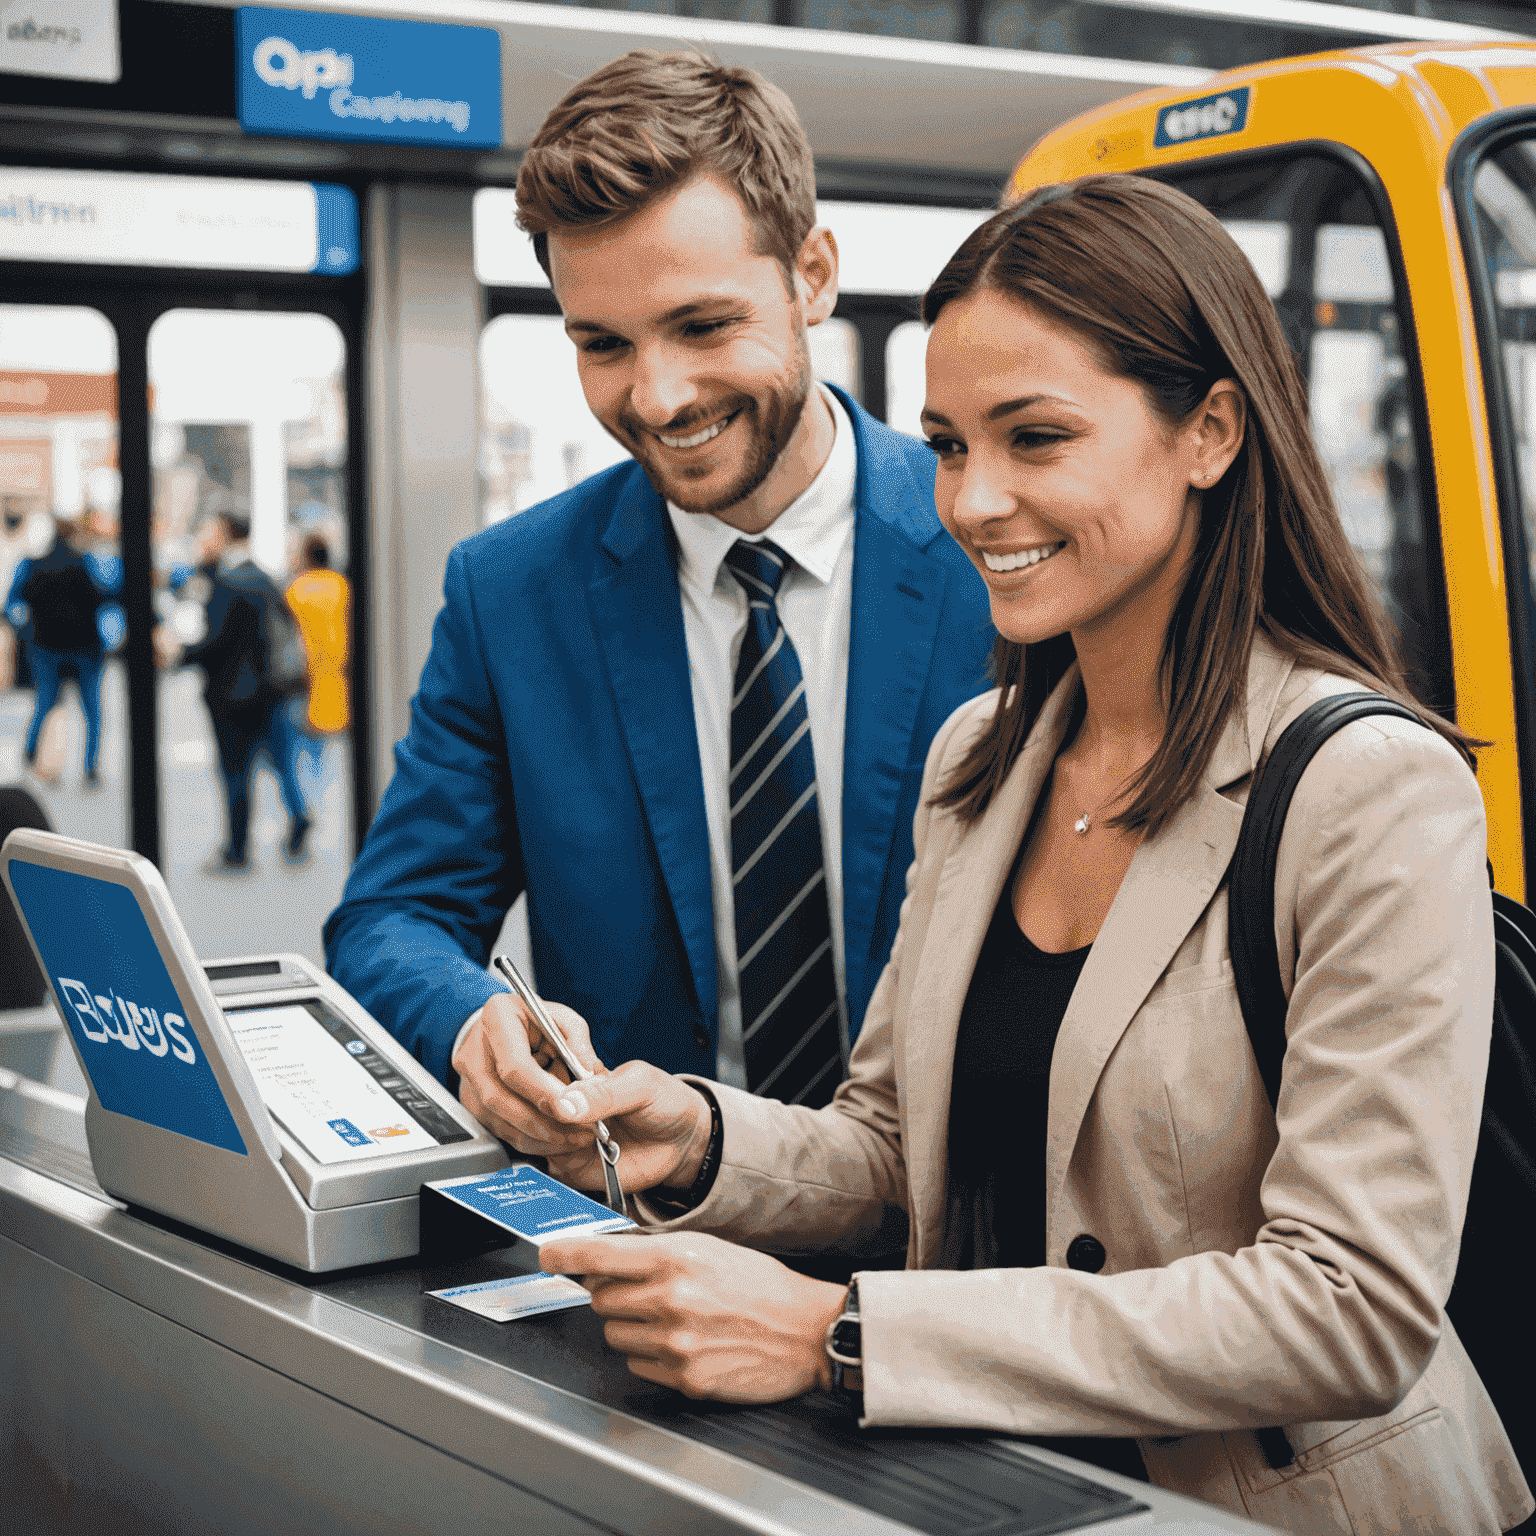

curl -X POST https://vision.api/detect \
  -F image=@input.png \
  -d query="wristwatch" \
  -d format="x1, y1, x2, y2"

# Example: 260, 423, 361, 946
824, 1279, 863, 1408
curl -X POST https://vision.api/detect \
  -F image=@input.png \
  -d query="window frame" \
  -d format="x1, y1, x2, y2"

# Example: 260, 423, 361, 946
1450, 106, 1536, 900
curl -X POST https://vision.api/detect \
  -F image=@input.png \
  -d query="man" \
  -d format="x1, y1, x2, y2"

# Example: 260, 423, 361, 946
324, 50, 992, 1117
171, 510, 311, 872
6, 514, 119, 787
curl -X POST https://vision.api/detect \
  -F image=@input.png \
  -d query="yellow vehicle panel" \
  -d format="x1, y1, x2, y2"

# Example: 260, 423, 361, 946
1008, 43, 1536, 897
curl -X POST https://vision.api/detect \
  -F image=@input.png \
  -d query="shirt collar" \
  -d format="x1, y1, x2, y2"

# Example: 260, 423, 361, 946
667, 385, 857, 598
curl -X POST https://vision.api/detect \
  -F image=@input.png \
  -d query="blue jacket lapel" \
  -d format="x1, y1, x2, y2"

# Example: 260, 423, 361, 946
587, 469, 719, 1032
836, 391, 952, 1027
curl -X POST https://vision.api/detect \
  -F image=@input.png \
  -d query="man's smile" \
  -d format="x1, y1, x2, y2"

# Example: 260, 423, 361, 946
653, 409, 742, 451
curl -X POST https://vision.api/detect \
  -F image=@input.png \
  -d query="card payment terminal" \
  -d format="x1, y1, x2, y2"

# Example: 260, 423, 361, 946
0, 828, 507, 1271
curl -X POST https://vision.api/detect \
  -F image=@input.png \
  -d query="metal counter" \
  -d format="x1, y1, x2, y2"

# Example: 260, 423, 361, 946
0, 1010, 1278, 1536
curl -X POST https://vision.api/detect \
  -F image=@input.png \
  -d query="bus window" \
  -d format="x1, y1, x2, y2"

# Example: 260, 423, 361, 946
1156, 153, 1451, 717
1466, 140, 1536, 664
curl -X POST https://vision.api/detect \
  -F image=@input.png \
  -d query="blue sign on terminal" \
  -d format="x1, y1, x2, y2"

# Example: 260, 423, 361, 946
7, 860, 248, 1155
235, 6, 502, 151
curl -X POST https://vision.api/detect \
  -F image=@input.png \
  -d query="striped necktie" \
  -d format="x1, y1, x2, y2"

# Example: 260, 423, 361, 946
723, 538, 843, 1109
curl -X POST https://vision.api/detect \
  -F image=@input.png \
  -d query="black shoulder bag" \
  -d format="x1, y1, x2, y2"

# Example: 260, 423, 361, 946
1229, 691, 1536, 1483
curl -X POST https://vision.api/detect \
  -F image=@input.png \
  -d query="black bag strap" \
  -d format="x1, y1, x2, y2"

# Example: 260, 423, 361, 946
1229, 691, 1427, 1109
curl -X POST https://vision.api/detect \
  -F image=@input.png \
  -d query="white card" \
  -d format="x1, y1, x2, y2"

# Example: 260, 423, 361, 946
428, 1271, 591, 1322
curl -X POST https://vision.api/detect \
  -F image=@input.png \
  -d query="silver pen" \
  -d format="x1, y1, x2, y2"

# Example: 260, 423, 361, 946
491, 954, 625, 1214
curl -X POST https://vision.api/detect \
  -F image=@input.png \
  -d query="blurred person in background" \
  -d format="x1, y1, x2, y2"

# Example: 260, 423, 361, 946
158, 509, 311, 872
5, 513, 120, 786
286, 533, 350, 739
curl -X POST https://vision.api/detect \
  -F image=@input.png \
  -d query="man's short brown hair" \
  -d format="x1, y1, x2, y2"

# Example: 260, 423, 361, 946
515, 49, 817, 280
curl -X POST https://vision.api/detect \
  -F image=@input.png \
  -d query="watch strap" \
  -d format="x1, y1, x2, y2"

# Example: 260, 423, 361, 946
825, 1279, 863, 1406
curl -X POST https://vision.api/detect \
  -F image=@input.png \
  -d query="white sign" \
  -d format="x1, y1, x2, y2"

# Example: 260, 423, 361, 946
0, 0, 119, 83
0, 168, 320, 271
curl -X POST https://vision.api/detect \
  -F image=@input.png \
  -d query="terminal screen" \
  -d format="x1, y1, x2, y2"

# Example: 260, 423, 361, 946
226, 998, 471, 1164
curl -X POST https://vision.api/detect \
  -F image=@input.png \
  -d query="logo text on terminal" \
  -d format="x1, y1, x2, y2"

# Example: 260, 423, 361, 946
55, 978, 197, 1064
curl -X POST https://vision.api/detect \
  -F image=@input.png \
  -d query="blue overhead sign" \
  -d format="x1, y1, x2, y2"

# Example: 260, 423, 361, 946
235, 7, 502, 151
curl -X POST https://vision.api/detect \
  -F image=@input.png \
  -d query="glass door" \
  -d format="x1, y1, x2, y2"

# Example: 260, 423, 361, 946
0, 303, 127, 849
149, 308, 353, 963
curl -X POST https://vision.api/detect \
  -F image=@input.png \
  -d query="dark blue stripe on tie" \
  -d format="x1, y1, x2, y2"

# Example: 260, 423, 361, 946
723, 537, 843, 1108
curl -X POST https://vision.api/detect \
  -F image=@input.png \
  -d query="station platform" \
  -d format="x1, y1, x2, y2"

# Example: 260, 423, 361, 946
0, 1007, 1278, 1536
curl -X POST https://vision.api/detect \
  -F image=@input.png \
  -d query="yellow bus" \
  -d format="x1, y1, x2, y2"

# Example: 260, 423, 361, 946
1008, 41, 1536, 902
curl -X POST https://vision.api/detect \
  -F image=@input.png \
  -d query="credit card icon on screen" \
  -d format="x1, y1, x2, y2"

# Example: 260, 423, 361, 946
368, 1124, 412, 1139
328, 1117, 372, 1147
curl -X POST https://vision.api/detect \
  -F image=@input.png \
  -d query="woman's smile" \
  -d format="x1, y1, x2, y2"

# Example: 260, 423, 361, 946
978, 540, 1067, 574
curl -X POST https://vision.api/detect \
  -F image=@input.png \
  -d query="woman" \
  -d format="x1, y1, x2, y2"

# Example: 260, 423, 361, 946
465, 176, 1533, 1534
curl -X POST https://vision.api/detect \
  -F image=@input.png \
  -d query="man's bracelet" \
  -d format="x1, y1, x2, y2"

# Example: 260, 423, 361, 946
651, 1088, 723, 1212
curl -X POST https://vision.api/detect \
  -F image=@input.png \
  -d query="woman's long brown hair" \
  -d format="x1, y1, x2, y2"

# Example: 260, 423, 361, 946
927, 175, 1475, 833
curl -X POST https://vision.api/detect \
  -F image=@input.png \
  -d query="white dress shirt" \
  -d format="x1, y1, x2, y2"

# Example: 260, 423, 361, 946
667, 386, 857, 1087
456, 388, 858, 1085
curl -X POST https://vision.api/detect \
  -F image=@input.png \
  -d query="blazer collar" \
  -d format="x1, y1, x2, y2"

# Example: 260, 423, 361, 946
833, 383, 948, 552
589, 467, 718, 1028
598, 462, 670, 565
839, 386, 961, 1024
1042, 632, 1296, 1244
902, 633, 1298, 1266
1204, 629, 1296, 791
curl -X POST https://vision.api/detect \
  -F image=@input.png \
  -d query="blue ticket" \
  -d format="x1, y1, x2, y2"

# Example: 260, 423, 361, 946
426, 1164, 634, 1245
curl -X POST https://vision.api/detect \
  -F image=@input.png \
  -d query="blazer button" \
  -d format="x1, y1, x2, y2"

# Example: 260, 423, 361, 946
1066, 1233, 1107, 1273
693, 1025, 709, 1051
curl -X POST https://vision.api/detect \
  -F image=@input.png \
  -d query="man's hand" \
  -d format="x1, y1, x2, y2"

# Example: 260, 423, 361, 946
540, 1231, 847, 1403
453, 992, 714, 1195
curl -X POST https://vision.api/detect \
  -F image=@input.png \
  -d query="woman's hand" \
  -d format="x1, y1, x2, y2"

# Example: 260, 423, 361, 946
453, 993, 714, 1194
540, 1231, 848, 1403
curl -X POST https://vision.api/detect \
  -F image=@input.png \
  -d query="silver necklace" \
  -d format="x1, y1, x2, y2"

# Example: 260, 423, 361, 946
1071, 765, 1148, 835
1073, 800, 1113, 836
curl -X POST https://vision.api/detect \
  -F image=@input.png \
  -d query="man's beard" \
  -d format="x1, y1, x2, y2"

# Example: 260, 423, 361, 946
615, 350, 813, 517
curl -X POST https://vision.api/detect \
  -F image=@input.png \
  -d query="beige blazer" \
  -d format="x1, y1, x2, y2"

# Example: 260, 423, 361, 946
651, 633, 1534, 1534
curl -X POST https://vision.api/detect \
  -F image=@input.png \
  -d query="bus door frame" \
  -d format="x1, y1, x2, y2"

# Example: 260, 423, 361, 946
1451, 107, 1536, 901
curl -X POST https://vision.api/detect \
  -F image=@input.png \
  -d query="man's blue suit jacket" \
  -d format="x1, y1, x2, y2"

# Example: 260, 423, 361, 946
324, 389, 995, 1086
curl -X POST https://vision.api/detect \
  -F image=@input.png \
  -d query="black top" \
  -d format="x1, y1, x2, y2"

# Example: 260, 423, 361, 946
942, 874, 1090, 1272
940, 876, 1152, 1487
19, 537, 108, 655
